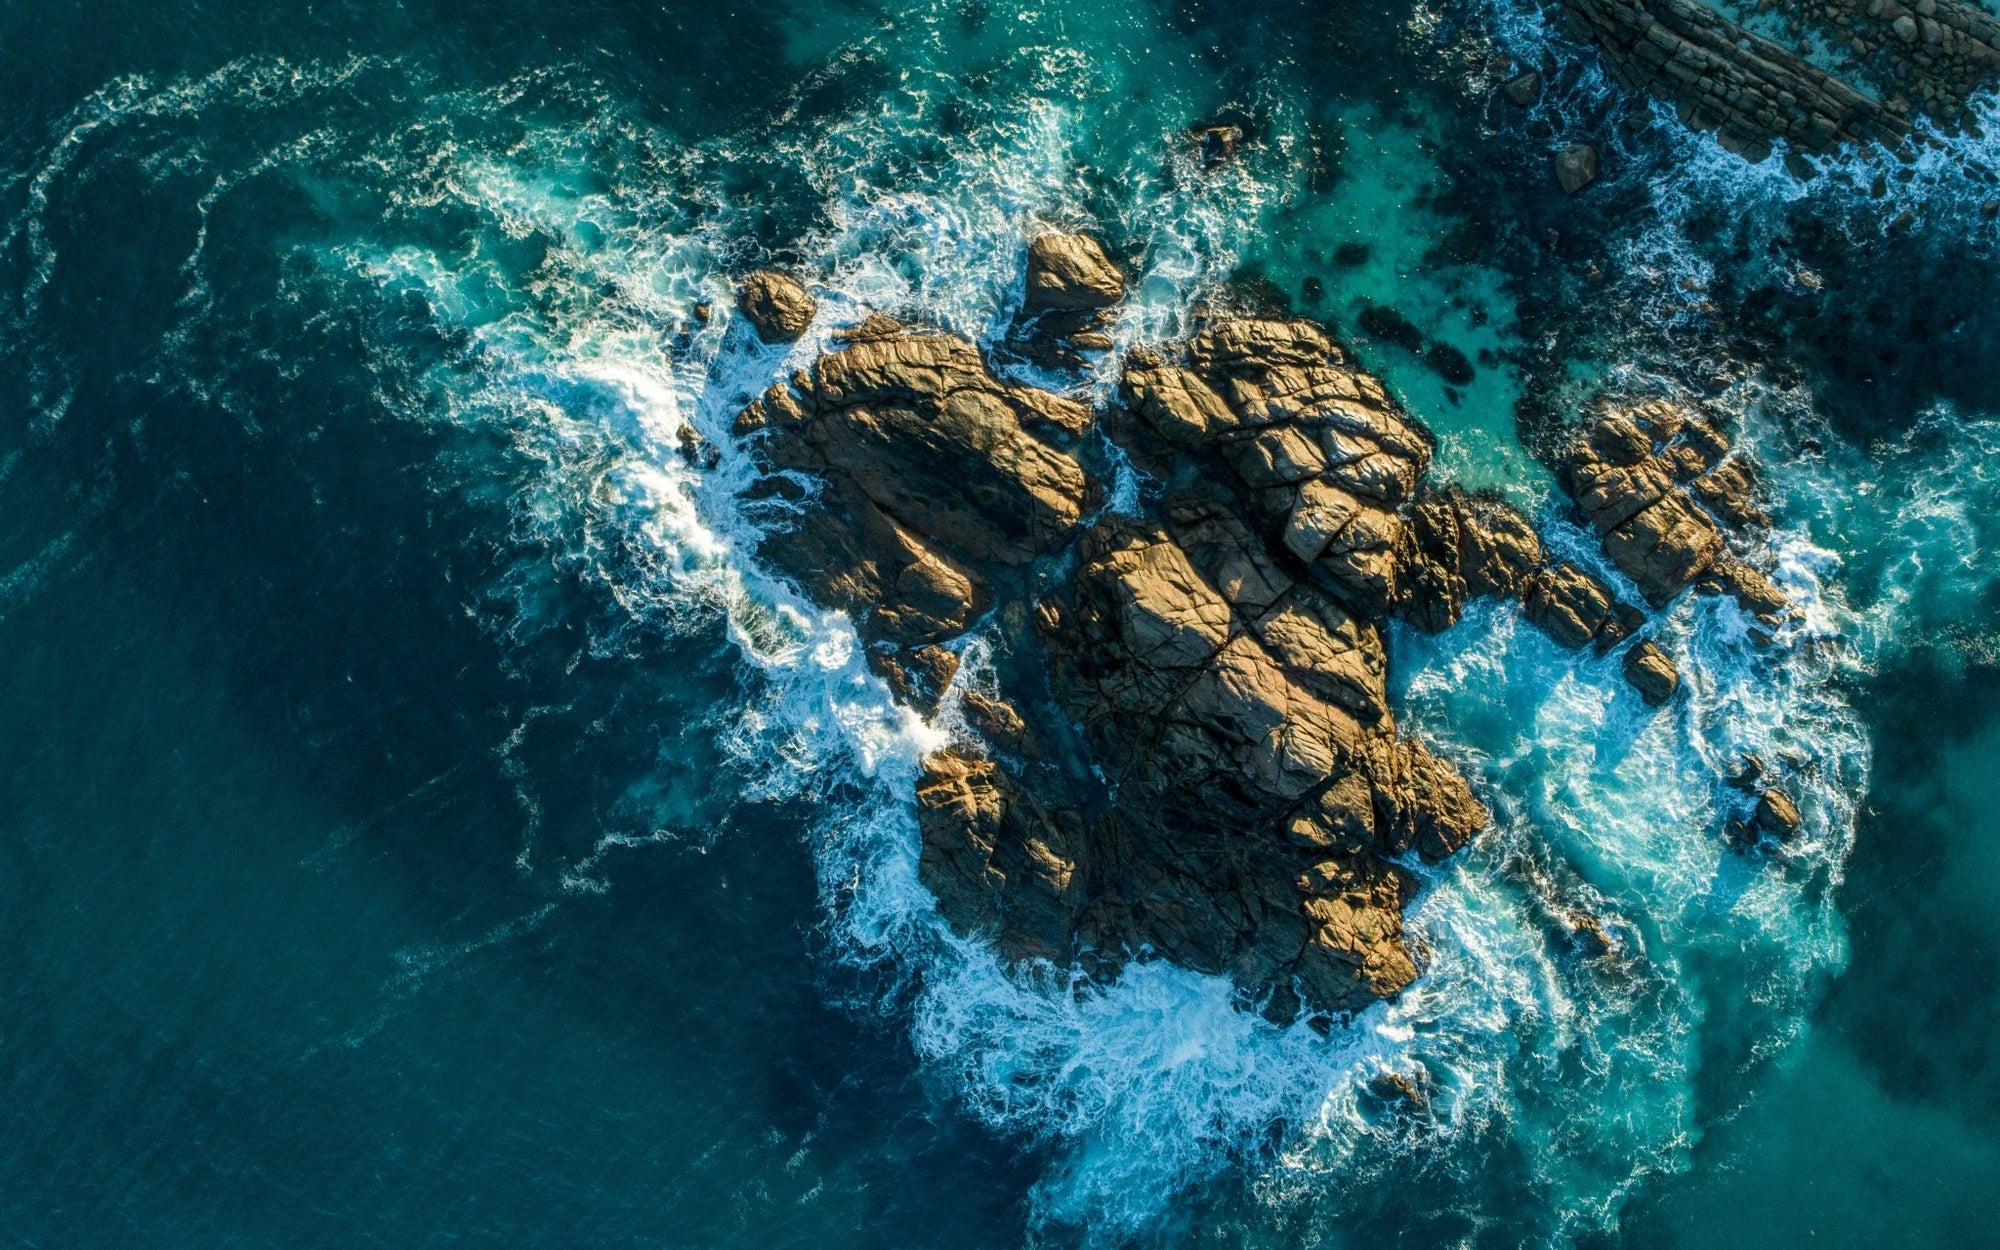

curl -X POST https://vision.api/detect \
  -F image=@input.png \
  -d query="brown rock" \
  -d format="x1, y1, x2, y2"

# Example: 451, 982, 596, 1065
1752, 788, 1804, 839
1522, 563, 1624, 649
1622, 639, 1681, 705
1025, 232, 1126, 311
737, 270, 817, 344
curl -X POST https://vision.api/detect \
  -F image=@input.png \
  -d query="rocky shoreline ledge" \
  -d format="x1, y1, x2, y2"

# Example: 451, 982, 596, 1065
724, 240, 1798, 1024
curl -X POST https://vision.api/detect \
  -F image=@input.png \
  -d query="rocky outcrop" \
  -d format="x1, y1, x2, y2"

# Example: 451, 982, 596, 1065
737, 270, 818, 344
1562, 398, 1786, 619
734, 311, 1516, 1021
1559, 0, 2000, 158
729, 264, 1798, 1023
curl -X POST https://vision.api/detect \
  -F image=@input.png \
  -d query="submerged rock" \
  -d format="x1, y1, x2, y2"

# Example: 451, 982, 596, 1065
1555, 143, 1599, 194
737, 270, 817, 344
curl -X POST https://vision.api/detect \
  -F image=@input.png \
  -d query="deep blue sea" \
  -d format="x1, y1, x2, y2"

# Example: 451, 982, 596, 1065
3, 0, 1999, 1245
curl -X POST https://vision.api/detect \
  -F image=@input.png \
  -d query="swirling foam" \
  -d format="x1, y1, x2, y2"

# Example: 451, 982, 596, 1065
11, 19, 1983, 1240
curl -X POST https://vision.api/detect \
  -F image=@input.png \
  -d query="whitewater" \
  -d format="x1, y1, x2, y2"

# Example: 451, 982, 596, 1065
4, 0, 2000, 1244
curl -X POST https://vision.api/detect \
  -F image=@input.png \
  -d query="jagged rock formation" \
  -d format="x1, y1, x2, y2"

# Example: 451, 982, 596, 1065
729, 248, 1790, 1020
737, 270, 818, 344
1560, 397, 1787, 624
1559, 0, 2000, 158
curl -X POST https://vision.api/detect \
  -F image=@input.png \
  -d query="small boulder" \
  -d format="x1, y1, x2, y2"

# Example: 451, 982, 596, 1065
1504, 71, 1544, 107
1728, 753, 1766, 791
1192, 122, 1245, 167
737, 271, 817, 344
1555, 143, 1599, 195
1622, 640, 1680, 706
1752, 788, 1804, 840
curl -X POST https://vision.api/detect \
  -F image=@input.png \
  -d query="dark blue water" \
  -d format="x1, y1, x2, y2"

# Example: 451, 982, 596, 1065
3, 0, 1998, 1245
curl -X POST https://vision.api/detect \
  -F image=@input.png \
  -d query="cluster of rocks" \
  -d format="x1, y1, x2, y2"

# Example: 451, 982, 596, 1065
1560, 398, 1789, 629
1561, 0, 1910, 160
1765, 0, 2000, 122
1553, 0, 2000, 163
724, 235, 1798, 1022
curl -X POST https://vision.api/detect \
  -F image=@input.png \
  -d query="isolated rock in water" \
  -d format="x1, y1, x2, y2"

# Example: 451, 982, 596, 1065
1565, 399, 1785, 611
731, 275, 1801, 1023
1622, 639, 1680, 705
1193, 121, 1246, 167
1504, 71, 1543, 107
1555, 143, 1599, 194
1025, 232, 1125, 311
737, 270, 817, 343
1752, 788, 1804, 840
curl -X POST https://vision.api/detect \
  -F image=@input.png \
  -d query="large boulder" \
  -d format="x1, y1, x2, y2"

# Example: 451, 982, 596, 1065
1024, 232, 1125, 311
736, 270, 817, 344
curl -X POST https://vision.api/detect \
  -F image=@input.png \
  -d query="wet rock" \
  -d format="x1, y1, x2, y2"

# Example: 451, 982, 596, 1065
1522, 562, 1628, 649
1367, 1068, 1432, 1115
1558, 0, 1949, 158
1007, 233, 1127, 371
1564, 400, 1782, 610
675, 423, 721, 471
1192, 121, 1245, 167
1752, 788, 1804, 839
734, 327, 1095, 655
1396, 487, 1544, 632
1555, 143, 1599, 194
1025, 232, 1125, 312
1504, 70, 1545, 106
1729, 752, 1767, 791
1565, 911, 1618, 958
1622, 639, 1681, 705
737, 270, 817, 344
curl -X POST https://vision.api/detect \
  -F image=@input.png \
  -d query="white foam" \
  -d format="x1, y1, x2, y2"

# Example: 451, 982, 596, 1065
55, 41, 1978, 1242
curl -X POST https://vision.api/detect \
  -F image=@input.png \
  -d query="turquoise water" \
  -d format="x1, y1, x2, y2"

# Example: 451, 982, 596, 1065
3, 0, 1999, 1244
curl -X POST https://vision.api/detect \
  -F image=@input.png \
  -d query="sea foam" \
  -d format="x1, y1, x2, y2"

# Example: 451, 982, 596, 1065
13, 27, 1968, 1242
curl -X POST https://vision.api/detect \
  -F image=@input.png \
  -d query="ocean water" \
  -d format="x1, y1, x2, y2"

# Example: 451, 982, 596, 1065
2, 0, 1998, 1245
